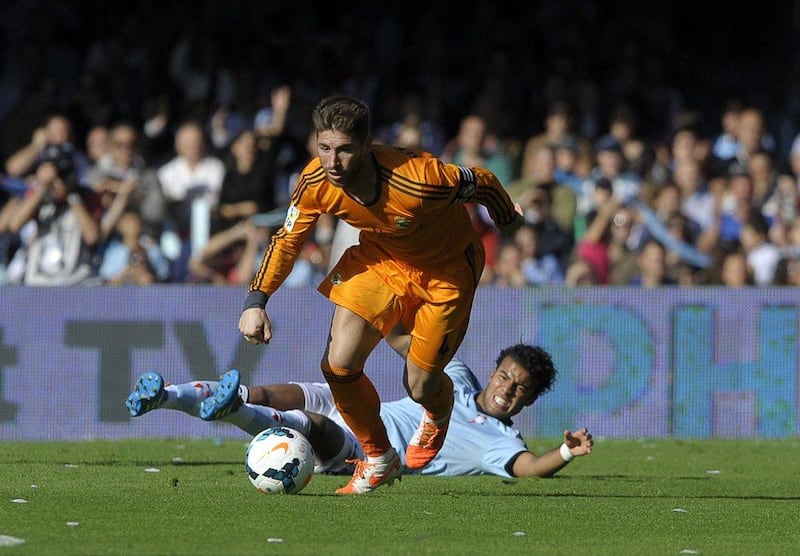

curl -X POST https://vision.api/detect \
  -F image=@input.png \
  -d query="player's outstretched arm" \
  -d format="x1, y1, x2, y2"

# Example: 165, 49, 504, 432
510, 427, 593, 478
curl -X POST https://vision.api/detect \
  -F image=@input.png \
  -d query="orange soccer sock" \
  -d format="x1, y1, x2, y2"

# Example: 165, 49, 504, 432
322, 363, 391, 458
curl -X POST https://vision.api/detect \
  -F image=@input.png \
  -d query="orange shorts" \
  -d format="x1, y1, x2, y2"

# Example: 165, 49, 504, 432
317, 238, 485, 373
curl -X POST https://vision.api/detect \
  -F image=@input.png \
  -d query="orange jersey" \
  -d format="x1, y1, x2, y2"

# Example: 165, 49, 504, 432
250, 145, 517, 296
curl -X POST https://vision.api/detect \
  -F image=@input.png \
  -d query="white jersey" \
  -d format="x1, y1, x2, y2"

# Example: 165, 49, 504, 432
297, 359, 529, 477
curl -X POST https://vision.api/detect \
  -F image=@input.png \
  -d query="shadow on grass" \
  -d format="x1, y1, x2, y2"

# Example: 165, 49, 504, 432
465, 492, 800, 500
20, 460, 244, 466
284, 490, 800, 501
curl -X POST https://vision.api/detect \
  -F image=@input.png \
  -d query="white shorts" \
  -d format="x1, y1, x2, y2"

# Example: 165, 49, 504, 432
291, 382, 364, 474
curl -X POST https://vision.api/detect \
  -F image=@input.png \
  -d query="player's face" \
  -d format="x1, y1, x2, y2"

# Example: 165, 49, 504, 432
316, 129, 369, 187
477, 356, 537, 420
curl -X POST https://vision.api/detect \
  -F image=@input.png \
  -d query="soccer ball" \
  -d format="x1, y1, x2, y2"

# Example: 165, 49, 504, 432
245, 427, 315, 494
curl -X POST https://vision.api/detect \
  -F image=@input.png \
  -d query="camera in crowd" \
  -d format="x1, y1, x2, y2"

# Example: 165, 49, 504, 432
41, 144, 79, 189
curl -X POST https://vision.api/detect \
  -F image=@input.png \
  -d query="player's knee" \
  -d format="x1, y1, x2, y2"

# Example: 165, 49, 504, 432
321, 357, 360, 379
405, 366, 443, 403
323, 339, 373, 372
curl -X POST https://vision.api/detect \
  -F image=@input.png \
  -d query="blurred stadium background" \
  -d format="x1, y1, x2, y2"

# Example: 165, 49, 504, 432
2, 1, 800, 442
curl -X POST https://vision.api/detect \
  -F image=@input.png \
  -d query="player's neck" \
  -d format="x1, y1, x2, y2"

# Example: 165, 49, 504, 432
344, 153, 378, 205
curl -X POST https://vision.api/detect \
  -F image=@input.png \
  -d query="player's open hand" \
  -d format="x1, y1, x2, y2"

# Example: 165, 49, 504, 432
563, 428, 593, 457
239, 307, 273, 345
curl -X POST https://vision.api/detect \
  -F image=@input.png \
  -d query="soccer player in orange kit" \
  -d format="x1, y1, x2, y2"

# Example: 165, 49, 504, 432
236, 96, 523, 494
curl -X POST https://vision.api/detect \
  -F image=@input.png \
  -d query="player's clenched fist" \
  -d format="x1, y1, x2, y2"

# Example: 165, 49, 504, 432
239, 307, 272, 345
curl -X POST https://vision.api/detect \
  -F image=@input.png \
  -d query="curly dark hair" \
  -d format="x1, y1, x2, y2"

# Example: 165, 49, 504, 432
495, 344, 557, 397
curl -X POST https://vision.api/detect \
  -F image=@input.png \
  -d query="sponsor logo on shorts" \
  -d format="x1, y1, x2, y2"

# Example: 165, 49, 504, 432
394, 216, 411, 229
331, 271, 344, 285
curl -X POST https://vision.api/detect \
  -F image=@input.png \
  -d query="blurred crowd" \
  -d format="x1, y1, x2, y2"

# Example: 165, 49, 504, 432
1, 1, 800, 287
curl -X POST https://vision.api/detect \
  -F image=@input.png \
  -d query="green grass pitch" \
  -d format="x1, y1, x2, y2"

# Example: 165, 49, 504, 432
2, 438, 799, 555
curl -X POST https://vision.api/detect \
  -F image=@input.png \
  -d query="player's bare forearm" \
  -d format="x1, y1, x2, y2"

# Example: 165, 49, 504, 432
511, 450, 570, 478
511, 428, 593, 478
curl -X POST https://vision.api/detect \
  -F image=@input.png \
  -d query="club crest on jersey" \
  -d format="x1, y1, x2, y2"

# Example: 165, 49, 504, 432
284, 205, 300, 231
330, 271, 344, 285
394, 216, 411, 230
469, 415, 488, 425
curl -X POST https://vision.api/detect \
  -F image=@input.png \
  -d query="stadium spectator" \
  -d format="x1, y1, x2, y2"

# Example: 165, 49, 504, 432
215, 129, 280, 233
126, 333, 593, 481
508, 146, 576, 236
637, 183, 701, 251
488, 240, 527, 287
573, 177, 618, 284
662, 213, 705, 285
98, 209, 169, 285
563, 258, 599, 286
187, 218, 267, 285
514, 223, 564, 286
519, 99, 577, 180
373, 91, 446, 155
735, 107, 776, 166
739, 210, 781, 286
606, 103, 645, 172
711, 99, 745, 165
4, 151, 100, 285
253, 85, 292, 150
207, 104, 250, 153
672, 158, 715, 232
773, 255, 800, 286
712, 246, 753, 287
239, 95, 523, 494
518, 182, 574, 271
579, 134, 642, 217
668, 128, 709, 177
85, 125, 110, 165
629, 239, 674, 287
747, 151, 797, 245
552, 135, 588, 197
4, 114, 91, 186
189, 122, 296, 286
606, 204, 640, 286
781, 218, 800, 260
0, 193, 20, 283
139, 93, 174, 167
718, 165, 760, 247
157, 121, 225, 282
441, 114, 514, 186
789, 130, 800, 183
85, 122, 166, 242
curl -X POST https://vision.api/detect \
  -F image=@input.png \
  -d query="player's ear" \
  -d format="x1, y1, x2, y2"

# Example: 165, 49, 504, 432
524, 394, 538, 407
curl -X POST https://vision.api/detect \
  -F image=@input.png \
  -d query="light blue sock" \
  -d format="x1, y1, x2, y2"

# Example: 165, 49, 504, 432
162, 381, 219, 416
222, 406, 311, 437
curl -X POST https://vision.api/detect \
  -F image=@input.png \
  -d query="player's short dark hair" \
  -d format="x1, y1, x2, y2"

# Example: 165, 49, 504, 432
312, 96, 371, 144
496, 344, 557, 397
